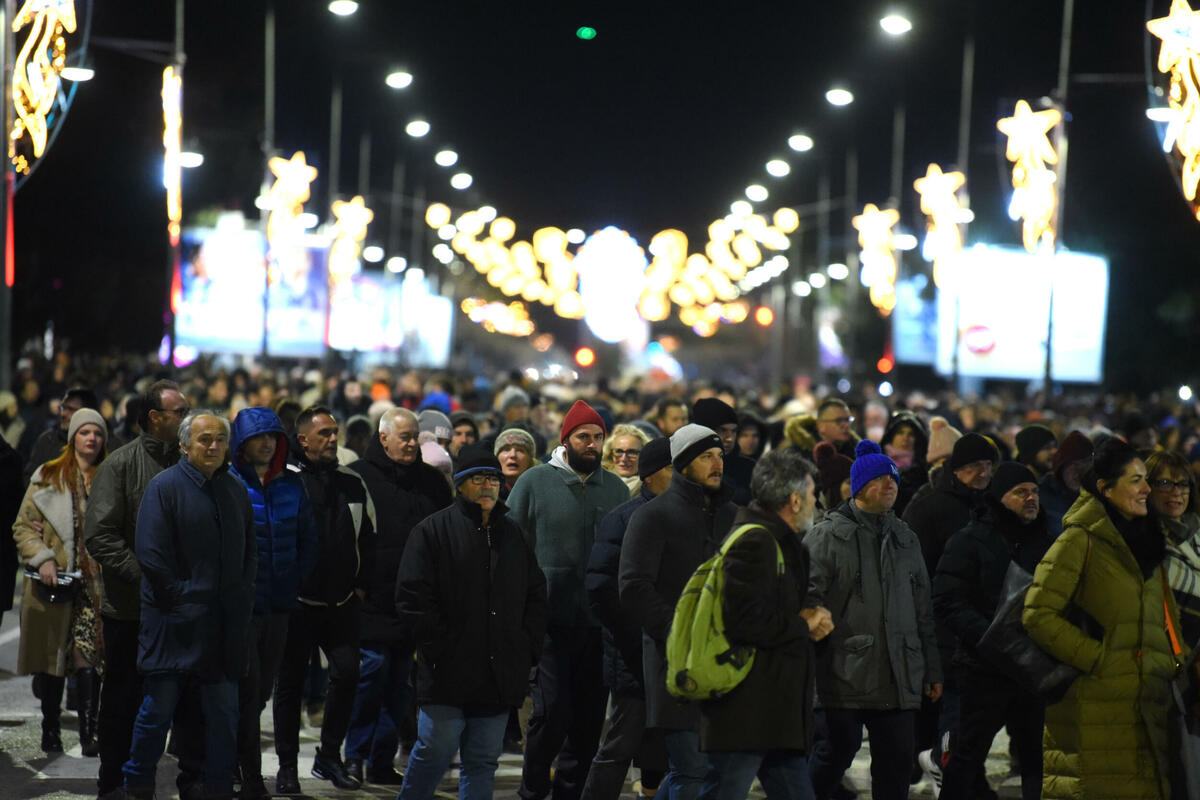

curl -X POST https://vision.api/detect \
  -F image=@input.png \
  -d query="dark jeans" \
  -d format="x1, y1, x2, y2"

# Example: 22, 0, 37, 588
580, 691, 667, 800
273, 599, 360, 765
343, 639, 414, 769
662, 730, 711, 800
940, 671, 1043, 800
237, 613, 290, 780
702, 751, 816, 800
123, 673, 239, 795
808, 708, 915, 800
518, 625, 608, 800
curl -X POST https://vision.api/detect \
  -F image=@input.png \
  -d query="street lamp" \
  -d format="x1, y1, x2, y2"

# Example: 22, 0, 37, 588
61, 65, 94, 82
328, 1, 359, 16
745, 184, 768, 202
879, 13, 913, 36
405, 118, 430, 137
450, 172, 473, 190
825, 87, 854, 106
385, 69, 413, 89
788, 133, 814, 152
434, 148, 458, 167
765, 159, 790, 177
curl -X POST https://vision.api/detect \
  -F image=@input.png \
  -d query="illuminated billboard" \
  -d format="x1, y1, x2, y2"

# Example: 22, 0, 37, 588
327, 269, 453, 368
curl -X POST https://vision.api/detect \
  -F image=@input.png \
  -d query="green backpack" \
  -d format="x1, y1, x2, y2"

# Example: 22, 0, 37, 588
665, 523, 784, 701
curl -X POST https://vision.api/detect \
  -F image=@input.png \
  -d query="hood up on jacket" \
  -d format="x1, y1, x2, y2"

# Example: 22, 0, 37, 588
231, 407, 289, 485
881, 410, 929, 469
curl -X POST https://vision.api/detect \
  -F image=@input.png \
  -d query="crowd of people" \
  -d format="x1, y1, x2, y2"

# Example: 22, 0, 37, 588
0, 349, 1198, 800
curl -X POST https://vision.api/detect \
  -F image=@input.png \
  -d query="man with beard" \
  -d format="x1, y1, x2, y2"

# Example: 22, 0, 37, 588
692, 398, 754, 506
273, 406, 376, 793
619, 425, 738, 800
508, 400, 631, 800
932, 463, 1052, 800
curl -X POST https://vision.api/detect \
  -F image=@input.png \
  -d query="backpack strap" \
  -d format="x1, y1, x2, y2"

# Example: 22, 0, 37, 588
720, 523, 785, 575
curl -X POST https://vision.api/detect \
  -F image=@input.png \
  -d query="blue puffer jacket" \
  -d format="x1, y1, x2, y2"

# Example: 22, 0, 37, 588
230, 407, 318, 615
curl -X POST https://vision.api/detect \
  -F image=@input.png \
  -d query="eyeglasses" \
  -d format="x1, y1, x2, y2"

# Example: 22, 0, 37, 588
1151, 478, 1191, 493
157, 405, 190, 419
613, 449, 641, 459
468, 474, 502, 486
820, 415, 854, 425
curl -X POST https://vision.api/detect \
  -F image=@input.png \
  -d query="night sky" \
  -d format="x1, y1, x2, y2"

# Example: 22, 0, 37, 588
10, 0, 1199, 391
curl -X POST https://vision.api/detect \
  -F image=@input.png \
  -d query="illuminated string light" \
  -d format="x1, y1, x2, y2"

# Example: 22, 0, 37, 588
996, 99, 1061, 253
11, 0, 77, 171
1148, 1, 1200, 214
162, 66, 182, 247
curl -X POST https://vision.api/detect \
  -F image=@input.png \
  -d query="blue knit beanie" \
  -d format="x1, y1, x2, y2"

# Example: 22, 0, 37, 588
850, 439, 900, 497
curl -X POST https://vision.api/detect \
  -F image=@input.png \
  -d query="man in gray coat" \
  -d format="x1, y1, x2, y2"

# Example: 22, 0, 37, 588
805, 440, 942, 800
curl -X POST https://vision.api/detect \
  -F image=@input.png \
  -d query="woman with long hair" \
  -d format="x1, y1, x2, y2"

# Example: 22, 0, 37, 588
1023, 438, 1180, 799
13, 408, 108, 755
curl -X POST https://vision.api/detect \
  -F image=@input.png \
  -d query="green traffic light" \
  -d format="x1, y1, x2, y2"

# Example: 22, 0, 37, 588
576, 26, 597, 40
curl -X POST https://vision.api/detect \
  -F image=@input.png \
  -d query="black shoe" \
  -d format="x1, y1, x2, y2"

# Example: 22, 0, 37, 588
311, 749, 361, 790
41, 723, 63, 753
275, 765, 300, 795
238, 777, 270, 800
344, 758, 364, 786
365, 764, 405, 785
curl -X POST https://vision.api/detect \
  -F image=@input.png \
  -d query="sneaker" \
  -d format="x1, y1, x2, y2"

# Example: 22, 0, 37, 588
275, 765, 300, 795
918, 748, 942, 799
344, 758, 364, 786
366, 764, 405, 785
312, 749, 362, 790
238, 776, 270, 800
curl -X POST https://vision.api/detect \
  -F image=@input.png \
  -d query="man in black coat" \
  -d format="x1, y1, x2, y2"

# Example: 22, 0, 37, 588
394, 444, 547, 800
619, 424, 738, 800
700, 449, 833, 798
344, 407, 452, 785
693, 398, 754, 506
932, 462, 1052, 800
580, 437, 673, 800
273, 406, 377, 793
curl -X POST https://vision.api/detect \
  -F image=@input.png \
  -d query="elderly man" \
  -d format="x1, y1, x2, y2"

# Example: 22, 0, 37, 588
119, 411, 256, 800
395, 444, 547, 800
619, 424, 738, 800
344, 408, 452, 785
273, 406, 376, 793
86, 380, 190, 797
806, 440, 942, 800
509, 401, 630, 800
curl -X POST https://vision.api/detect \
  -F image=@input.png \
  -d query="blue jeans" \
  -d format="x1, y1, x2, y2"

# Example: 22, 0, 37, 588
123, 673, 239, 794
344, 641, 413, 769
702, 751, 815, 800
397, 705, 508, 800
662, 730, 711, 800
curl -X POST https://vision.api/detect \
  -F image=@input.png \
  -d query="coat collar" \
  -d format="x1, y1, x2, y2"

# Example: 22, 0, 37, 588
179, 456, 229, 487
455, 493, 509, 527
666, 469, 734, 507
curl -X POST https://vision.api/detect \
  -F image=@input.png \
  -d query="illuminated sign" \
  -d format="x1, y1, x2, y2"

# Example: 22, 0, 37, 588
996, 99, 1061, 253
11, 0, 76, 173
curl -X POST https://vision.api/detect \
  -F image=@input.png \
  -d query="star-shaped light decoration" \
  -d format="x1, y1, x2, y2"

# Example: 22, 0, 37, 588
997, 100, 1061, 253
329, 195, 374, 281
1149, 0, 1200, 211
914, 163, 967, 285
996, 100, 1061, 169
267, 151, 318, 212
852, 203, 900, 316
1147, 0, 1200, 74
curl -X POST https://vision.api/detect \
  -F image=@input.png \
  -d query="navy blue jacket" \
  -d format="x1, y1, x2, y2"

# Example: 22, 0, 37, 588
586, 484, 656, 694
230, 408, 318, 615
135, 457, 256, 681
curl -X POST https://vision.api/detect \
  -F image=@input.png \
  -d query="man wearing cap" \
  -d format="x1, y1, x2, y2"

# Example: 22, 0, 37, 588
1038, 430, 1093, 539
449, 411, 478, 460
495, 426, 538, 500
1014, 424, 1057, 481
508, 400, 631, 800
619, 424, 738, 800
693, 397, 754, 506
581, 437, 675, 800
932, 462, 1051, 800
901, 432, 998, 787
806, 440, 942, 800
395, 443, 548, 800
499, 385, 533, 424
343, 407, 452, 786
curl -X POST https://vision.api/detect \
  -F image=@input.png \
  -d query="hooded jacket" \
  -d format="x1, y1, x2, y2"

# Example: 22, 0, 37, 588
619, 471, 738, 730
805, 501, 943, 710
396, 495, 547, 708
349, 435, 452, 643
85, 434, 181, 620
135, 457, 256, 681
286, 436, 376, 607
229, 407, 318, 615
880, 411, 929, 517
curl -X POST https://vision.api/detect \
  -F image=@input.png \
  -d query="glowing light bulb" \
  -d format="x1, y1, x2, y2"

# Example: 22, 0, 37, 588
788, 133, 814, 152
405, 119, 430, 138
826, 87, 854, 106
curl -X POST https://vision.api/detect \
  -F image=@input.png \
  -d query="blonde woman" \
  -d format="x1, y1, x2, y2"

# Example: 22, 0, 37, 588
14, 408, 108, 755
600, 423, 650, 497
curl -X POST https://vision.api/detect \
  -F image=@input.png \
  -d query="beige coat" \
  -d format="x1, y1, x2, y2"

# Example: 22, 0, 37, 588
12, 467, 83, 676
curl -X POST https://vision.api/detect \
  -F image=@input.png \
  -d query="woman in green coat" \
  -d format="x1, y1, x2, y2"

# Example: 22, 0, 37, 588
1024, 438, 1181, 800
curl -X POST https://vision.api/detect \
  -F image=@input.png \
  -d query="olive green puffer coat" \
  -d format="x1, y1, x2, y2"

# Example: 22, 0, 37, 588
1023, 492, 1182, 800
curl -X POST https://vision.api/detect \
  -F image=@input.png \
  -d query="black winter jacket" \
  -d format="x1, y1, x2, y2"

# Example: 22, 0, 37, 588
349, 437, 451, 643
619, 471, 738, 730
932, 500, 1053, 673
396, 496, 547, 708
701, 502, 815, 753
586, 484, 656, 694
287, 439, 376, 607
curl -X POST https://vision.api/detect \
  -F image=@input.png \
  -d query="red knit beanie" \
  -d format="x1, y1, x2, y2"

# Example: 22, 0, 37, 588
561, 400, 606, 442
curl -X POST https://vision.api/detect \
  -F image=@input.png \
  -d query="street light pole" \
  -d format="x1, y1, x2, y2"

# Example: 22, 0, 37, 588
260, 0, 275, 360
1043, 0, 1075, 388
166, 0, 184, 364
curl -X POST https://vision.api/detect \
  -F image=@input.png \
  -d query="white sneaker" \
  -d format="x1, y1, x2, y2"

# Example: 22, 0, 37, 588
918, 748, 943, 799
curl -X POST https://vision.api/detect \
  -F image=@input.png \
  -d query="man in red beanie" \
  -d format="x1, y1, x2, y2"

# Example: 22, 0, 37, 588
507, 400, 631, 800
1037, 430, 1094, 539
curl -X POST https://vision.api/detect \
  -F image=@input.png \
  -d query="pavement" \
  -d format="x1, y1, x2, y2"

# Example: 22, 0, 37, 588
0, 598, 1025, 799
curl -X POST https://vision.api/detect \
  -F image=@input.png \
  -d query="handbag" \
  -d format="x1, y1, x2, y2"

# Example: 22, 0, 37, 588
23, 565, 82, 605
1163, 568, 1200, 800
976, 532, 1100, 704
